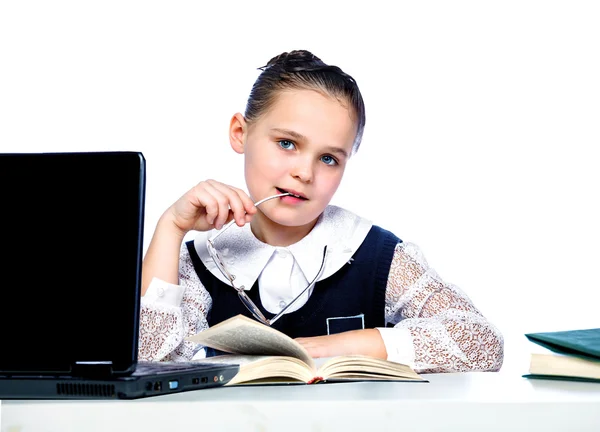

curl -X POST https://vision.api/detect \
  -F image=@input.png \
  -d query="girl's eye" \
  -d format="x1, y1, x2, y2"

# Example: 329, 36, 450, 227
278, 140, 296, 150
321, 155, 337, 166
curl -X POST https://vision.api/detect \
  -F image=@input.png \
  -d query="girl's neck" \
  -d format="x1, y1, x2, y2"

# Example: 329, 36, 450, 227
250, 211, 318, 247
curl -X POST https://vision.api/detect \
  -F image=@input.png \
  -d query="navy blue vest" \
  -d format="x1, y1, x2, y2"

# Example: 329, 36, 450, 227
186, 225, 400, 339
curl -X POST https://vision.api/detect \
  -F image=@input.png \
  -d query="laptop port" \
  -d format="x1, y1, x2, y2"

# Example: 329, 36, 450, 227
201, 377, 208, 383
153, 381, 162, 391
192, 377, 199, 385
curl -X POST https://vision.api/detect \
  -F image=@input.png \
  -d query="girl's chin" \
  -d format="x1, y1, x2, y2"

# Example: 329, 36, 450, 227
258, 207, 321, 228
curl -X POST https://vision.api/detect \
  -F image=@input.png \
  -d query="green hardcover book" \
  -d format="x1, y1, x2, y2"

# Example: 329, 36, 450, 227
523, 328, 600, 382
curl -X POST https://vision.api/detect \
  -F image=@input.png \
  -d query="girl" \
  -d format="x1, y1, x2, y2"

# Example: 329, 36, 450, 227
139, 50, 503, 373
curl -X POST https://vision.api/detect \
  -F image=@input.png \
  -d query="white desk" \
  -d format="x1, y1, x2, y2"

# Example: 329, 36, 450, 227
2, 371, 600, 432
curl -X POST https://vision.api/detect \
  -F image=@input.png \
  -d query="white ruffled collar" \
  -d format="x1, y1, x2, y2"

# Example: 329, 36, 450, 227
193, 205, 373, 290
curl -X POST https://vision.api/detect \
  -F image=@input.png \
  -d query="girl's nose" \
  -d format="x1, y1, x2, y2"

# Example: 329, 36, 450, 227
290, 158, 314, 183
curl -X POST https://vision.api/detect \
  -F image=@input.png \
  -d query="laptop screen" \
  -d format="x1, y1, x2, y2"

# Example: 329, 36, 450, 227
0, 152, 145, 374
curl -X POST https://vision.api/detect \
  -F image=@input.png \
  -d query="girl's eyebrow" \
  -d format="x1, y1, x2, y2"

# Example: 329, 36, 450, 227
324, 146, 349, 159
271, 128, 307, 142
270, 128, 349, 159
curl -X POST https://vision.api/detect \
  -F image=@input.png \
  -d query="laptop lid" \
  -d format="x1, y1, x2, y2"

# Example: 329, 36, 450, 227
0, 151, 145, 376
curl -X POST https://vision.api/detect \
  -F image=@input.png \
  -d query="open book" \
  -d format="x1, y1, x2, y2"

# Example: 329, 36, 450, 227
186, 315, 425, 385
523, 328, 600, 382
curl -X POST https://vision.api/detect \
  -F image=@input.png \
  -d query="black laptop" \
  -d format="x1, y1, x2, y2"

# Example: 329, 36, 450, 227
0, 151, 238, 399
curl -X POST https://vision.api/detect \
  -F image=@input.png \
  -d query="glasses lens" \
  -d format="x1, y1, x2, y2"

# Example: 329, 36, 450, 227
238, 291, 269, 325
207, 232, 271, 326
208, 242, 233, 279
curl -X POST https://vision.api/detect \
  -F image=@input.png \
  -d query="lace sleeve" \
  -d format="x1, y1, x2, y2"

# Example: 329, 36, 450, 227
138, 242, 212, 362
385, 242, 504, 373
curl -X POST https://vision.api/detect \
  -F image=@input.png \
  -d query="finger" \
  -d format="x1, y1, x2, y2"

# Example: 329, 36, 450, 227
295, 336, 335, 358
294, 338, 318, 350
188, 184, 218, 226
208, 181, 250, 226
201, 181, 232, 230
229, 186, 258, 215
191, 182, 228, 229
297, 343, 327, 359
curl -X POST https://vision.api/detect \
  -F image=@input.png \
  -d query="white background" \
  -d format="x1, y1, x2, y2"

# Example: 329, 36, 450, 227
1, 1, 599, 373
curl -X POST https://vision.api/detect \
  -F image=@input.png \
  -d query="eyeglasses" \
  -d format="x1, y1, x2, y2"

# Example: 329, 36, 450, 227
207, 193, 327, 326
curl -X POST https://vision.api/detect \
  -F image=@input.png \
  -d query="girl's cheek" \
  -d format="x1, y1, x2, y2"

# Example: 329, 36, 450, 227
320, 173, 344, 193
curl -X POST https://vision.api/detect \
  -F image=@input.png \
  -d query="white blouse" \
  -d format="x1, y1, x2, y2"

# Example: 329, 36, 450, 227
139, 206, 504, 373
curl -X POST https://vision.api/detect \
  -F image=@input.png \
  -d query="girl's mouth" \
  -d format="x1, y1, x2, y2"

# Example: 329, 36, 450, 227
276, 187, 308, 200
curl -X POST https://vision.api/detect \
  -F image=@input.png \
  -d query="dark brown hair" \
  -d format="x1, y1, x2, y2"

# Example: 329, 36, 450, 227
244, 50, 366, 155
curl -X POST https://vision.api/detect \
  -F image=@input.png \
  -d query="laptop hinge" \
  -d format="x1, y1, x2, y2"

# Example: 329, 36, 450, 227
72, 361, 114, 378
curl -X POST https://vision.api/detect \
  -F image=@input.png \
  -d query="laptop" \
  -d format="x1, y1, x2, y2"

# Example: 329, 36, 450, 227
0, 151, 239, 399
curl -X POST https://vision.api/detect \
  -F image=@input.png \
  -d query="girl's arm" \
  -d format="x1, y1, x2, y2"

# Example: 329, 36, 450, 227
138, 243, 213, 362
139, 179, 256, 360
295, 329, 388, 359
141, 213, 186, 295
141, 179, 257, 295
297, 242, 504, 373
380, 241, 504, 372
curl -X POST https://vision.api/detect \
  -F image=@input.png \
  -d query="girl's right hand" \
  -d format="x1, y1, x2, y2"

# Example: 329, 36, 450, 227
165, 179, 257, 235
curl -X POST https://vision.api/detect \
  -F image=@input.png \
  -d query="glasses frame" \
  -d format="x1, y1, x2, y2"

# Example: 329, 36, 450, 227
206, 193, 327, 326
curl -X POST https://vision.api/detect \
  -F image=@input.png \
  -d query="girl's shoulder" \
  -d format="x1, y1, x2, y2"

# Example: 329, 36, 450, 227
324, 205, 402, 245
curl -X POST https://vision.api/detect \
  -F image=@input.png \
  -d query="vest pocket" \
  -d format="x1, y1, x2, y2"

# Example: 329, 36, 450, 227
326, 313, 365, 335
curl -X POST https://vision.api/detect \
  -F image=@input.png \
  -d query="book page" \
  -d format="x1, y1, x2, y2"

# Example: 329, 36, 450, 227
194, 354, 273, 367
186, 315, 315, 369
200, 355, 314, 385
529, 353, 600, 379
317, 355, 424, 381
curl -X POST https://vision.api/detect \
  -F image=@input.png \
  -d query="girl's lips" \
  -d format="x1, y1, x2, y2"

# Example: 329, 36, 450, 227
276, 187, 308, 200
280, 194, 306, 205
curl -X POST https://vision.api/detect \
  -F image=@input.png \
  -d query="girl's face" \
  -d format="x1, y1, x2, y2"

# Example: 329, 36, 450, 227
230, 89, 357, 230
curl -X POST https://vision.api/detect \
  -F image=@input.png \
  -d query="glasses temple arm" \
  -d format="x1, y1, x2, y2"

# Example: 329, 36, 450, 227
269, 245, 328, 325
